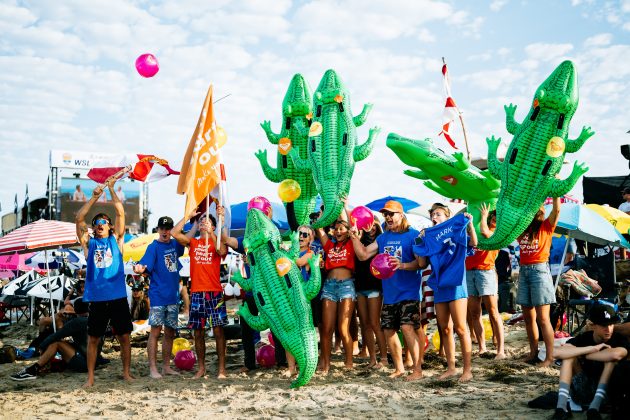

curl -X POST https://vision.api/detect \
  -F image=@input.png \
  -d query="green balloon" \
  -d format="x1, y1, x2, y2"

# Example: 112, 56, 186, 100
232, 208, 321, 388
479, 60, 593, 250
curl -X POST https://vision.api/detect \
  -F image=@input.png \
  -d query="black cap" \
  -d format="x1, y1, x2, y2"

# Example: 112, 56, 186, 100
588, 304, 621, 326
157, 216, 174, 229
622, 187, 630, 195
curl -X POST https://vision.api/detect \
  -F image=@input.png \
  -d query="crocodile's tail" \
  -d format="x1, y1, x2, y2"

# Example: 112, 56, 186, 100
311, 195, 344, 229
477, 202, 537, 250
290, 334, 319, 388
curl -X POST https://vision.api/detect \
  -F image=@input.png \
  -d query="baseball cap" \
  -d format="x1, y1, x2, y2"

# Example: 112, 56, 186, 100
588, 304, 621, 326
379, 200, 404, 214
157, 216, 174, 229
622, 187, 630, 195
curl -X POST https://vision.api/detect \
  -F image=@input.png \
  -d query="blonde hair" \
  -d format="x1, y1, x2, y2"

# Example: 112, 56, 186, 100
298, 225, 315, 238
429, 203, 451, 218
386, 213, 411, 233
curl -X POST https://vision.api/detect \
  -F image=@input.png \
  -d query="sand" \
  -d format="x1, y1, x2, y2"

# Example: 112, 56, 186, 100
0, 319, 568, 419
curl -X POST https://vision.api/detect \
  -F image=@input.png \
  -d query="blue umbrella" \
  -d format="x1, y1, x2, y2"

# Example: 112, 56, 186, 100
229, 201, 289, 230
364, 196, 421, 212
25, 248, 86, 270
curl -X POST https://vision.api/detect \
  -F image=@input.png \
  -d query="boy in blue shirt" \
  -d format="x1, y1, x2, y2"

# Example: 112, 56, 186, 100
134, 216, 184, 378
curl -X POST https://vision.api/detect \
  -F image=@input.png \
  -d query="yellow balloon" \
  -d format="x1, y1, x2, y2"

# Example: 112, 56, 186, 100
216, 126, 227, 148
432, 330, 440, 351
278, 179, 301, 203
172, 337, 192, 356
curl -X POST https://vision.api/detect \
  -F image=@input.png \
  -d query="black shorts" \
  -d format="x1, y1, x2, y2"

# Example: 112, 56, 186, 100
67, 351, 88, 372
381, 300, 421, 331
87, 297, 133, 337
311, 296, 322, 327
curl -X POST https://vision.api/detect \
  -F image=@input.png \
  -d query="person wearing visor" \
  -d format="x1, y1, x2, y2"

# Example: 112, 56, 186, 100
75, 174, 133, 387
350, 200, 424, 380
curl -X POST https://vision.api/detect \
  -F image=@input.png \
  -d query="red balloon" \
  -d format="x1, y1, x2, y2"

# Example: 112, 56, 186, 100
350, 206, 375, 231
268, 332, 275, 347
135, 53, 159, 78
370, 253, 395, 280
174, 349, 196, 371
248, 196, 272, 218
256, 344, 276, 368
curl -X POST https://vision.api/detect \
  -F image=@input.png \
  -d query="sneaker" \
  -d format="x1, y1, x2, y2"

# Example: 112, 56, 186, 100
551, 408, 571, 420
585, 409, 601, 420
10, 365, 38, 381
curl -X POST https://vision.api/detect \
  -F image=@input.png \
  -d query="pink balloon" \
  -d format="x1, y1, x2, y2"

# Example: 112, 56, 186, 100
174, 349, 196, 370
248, 196, 272, 218
256, 344, 276, 368
268, 332, 275, 347
135, 53, 159, 78
350, 206, 375, 231
370, 253, 395, 280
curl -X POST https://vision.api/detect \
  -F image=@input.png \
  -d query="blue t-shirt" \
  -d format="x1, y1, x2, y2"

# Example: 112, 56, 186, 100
413, 214, 471, 290
376, 228, 421, 305
299, 249, 310, 281
85, 235, 127, 302
140, 239, 184, 307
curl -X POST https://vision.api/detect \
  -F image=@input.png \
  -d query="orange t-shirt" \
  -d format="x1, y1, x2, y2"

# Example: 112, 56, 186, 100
323, 240, 355, 272
189, 238, 221, 292
518, 219, 556, 265
466, 248, 499, 271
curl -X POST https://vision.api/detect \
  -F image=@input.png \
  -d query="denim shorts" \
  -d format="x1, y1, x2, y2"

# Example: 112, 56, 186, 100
321, 278, 356, 302
149, 304, 179, 330
516, 263, 556, 307
466, 269, 498, 297
356, 289, 381, 299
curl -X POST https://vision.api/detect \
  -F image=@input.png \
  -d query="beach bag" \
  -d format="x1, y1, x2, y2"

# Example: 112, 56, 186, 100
559, 269, 601, 297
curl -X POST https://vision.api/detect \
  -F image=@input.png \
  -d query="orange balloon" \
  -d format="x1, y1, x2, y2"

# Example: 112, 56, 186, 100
278, 179, 301, 203
309, 121, 322, 137
275, 257, 292, 276
216, 126, 227, 148
278, 137, 292, 155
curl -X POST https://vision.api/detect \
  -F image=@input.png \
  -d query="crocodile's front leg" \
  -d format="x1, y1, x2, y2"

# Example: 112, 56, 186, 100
260, 120, 280, 145
453, 151, 470, 171
303, 254, 322, 301
289, 231, 300, 259
404, 169, 429, 180
549, 161, 589, 197
288, 148, 312, 174
504, 103, 520, 135
352, 103, 373, 127
255, 149, 283, 182
232, 270, 253, 292
237, 303, 269, 331
354, 126, 380, 162
566, 126, 594, 153
486, 135, 503, 179
423, 180, 451, 197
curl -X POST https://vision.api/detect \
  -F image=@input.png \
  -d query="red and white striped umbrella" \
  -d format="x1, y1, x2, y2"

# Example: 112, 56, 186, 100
0, 219, 79, 255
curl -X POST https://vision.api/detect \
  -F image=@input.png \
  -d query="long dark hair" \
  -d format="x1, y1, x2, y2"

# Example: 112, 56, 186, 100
520, 207, 545, 240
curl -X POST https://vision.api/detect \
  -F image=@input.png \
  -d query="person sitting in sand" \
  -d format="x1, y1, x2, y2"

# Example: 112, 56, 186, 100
552, 305, 630, 420
172, 210, 228, 379
130, 281, 150, 321
134, 215, 184, 379
10, 299, 104, 381
351, 200, 424, 380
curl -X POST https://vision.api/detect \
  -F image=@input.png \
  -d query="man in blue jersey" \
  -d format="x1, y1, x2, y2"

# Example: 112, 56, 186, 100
76, 174, 133, 387
134, 216, 184, 379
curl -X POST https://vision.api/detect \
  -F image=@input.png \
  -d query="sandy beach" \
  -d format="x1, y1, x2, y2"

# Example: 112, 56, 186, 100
0, 317, 575, 420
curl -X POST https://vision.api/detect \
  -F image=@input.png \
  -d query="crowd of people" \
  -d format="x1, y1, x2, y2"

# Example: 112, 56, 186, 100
7, 174, 630, 418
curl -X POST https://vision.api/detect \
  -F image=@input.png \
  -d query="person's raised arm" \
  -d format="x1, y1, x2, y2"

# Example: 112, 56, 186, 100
465, 212, 478, 247
216, 205, 239, 250
171, 211, 198, 247
548, 196, 561, 228
295, 249, 314, 268
349, 226, 378, 261
478, 203, 493, 239
108, 178, 125, 247
75, 185, 104, 255
315, 227, 329, 248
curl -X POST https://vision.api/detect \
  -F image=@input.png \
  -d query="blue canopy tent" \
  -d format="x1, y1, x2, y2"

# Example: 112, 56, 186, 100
364, 196, 421, 213
544, 203, 630, 289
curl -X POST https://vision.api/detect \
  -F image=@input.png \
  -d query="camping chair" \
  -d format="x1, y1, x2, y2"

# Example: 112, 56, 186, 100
566, 249, 620, 334
0, 295, 32, 324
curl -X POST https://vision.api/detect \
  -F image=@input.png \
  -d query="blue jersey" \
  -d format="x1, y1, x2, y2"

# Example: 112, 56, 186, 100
140, 239, 184, 307
85, 235, 126, 302
376, 228, 421, 305
413, 214, 471, 290
299, 249, 310, 282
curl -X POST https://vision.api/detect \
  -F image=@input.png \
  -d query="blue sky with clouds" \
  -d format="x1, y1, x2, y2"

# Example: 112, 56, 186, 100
1, 0, 629, 226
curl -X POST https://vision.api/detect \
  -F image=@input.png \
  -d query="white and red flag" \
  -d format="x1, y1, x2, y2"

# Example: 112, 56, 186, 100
438, 62, 461, 149
87, 154, 180, 183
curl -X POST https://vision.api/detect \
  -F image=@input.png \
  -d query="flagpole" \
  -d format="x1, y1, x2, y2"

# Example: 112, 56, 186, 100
442, 57, 472, 161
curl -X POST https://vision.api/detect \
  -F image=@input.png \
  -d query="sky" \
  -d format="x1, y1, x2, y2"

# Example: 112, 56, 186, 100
1, 0, 629, 228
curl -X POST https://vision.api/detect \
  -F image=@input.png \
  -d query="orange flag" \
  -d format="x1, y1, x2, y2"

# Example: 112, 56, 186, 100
177, 85, 223, 217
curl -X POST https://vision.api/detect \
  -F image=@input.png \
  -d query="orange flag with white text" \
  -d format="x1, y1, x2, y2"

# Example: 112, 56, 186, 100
177, 85, 223, 217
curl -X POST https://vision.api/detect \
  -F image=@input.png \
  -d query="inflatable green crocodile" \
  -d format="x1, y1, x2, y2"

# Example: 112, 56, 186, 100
386, 133, 500, 229
479, 60, 593, 250
289, 69, 380, 228
255, 74, 318, 229
232, 208, 321, 388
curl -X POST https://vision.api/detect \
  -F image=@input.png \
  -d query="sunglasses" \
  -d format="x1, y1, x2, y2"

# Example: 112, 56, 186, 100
381, 211, 396, 218
93, 219, 109, 226
298, 231, 310, 238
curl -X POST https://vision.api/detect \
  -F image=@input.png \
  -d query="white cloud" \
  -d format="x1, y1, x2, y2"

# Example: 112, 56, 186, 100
524, 43, 574, 62
584, 33, 613, 47
490, 0, 508, 12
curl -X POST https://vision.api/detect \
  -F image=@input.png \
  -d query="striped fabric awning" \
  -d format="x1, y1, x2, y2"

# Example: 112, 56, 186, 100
0, 219, 79, 255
